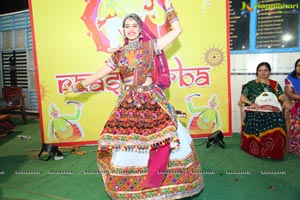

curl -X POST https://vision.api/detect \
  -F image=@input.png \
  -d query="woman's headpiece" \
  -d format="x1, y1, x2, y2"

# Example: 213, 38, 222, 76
122, 13, 142, 28
122, 12, 171, 90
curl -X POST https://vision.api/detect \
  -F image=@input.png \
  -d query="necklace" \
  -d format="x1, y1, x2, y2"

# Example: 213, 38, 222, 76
125, 41, 142, 50
259, 81, 269, 92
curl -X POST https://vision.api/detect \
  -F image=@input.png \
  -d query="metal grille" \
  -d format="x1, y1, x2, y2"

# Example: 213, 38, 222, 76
2, 50, 28, 88
1, 11, 38, 111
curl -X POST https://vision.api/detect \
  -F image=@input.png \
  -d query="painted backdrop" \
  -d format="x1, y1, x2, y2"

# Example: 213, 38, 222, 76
28, 0, 231, 145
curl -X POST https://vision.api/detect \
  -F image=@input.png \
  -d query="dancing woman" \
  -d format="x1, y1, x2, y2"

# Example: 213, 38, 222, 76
64, 1, 204, 199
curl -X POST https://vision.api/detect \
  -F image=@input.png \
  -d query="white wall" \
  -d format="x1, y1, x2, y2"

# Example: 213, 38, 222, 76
230, 52, 300, 133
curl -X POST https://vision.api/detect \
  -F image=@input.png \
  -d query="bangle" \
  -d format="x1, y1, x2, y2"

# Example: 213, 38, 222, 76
166, 6, 175, 12
166, 8, 179, 24
283, 97, 289, 101
72, 81, 86, 93
245, 100, 252, 105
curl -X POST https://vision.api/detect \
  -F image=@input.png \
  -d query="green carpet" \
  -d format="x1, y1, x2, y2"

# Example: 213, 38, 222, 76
0, 117, 300, 200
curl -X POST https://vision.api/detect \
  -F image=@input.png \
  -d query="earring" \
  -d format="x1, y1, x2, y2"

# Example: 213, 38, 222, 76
123, 31, 127, 39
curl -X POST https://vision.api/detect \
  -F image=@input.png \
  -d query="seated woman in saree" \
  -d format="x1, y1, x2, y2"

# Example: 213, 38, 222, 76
239, 62, 289, 160
64, 0, 204, 199
285, 58, 300, 156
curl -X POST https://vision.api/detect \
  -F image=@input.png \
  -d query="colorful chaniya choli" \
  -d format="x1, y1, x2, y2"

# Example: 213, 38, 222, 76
97, 40, 204, 199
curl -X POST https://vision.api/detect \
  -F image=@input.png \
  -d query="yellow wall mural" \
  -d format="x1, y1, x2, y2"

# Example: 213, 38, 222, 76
28, 0, 231, 145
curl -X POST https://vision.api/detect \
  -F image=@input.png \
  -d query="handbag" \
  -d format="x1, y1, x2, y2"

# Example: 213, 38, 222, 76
206, 130, 225, 148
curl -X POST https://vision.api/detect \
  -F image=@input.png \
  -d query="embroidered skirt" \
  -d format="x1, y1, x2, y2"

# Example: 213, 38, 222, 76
97, 85, 204, 199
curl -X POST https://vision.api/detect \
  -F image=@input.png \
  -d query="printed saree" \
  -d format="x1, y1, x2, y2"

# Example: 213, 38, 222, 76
240, 79, 286, 160
285, 74, 300, 156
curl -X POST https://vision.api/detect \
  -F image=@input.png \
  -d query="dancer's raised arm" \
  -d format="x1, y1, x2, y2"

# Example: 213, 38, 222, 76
156, 0, 182, 51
